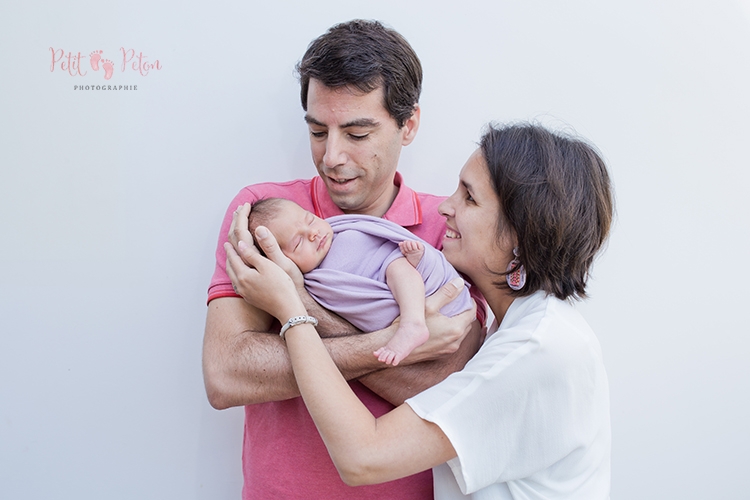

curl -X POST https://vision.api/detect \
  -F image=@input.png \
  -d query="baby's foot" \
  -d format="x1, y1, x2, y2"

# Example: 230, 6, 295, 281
399, 240, 424, 268
90, 50, 103, 71
373, 320, 429, 366
101, 59, 114, 80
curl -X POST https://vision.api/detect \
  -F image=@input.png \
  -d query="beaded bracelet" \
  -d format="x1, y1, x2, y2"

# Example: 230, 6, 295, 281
279, 315, 318, 339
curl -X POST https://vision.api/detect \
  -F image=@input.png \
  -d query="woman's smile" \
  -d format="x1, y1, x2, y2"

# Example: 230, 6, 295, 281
444, 228, 461, 239
439, 149, 511, 283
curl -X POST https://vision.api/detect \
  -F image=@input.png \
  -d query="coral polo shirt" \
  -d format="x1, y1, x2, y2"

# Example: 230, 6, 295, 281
208, 173, 482, 499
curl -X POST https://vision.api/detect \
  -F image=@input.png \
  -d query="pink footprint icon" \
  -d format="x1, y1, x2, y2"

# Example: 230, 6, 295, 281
101, 59, 114, 80
90, 50, 103, 71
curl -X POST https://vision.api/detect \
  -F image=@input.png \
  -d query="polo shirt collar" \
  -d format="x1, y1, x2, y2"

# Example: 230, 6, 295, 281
311, 172, 423, 226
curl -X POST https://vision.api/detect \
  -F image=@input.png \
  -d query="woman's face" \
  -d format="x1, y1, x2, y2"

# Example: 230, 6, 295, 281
439, 149, 514, 288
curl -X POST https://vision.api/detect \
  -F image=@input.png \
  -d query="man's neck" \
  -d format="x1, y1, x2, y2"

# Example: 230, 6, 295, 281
342, 183, 400, 218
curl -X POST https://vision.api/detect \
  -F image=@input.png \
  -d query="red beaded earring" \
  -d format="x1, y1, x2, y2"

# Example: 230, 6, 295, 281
506, 247, 526, 290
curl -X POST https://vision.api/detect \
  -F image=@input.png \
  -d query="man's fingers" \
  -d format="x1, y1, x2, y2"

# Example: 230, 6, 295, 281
454, 304, 477, 335
426, 277, 466, 313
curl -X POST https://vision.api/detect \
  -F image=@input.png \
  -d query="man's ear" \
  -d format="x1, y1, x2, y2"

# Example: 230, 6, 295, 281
400, 105, 421, 146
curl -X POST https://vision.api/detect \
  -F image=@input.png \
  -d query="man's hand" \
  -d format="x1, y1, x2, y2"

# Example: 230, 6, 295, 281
400, 277, 477, 364
358, 278, 483, 405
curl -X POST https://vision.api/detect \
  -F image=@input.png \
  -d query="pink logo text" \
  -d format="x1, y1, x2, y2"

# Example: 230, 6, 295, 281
50, 47, 162, 80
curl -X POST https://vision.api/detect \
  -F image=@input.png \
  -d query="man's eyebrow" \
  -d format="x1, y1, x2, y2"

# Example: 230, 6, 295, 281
303, 115, 380, 129
304, 115, 325, 127
341, 118, 379, 129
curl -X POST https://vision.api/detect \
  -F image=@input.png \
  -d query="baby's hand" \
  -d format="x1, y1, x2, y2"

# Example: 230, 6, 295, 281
399, 240, 424, 268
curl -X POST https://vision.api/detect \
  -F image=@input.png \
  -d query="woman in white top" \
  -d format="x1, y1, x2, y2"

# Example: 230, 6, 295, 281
227, 123, 614, 499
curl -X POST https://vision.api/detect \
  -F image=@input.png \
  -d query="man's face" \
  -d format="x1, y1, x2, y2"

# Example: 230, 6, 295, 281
305, 78, 419, 217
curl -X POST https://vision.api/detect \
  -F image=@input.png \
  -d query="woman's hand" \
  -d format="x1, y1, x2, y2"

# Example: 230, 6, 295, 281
228, 203, 305, 290
225, 238, 306, 324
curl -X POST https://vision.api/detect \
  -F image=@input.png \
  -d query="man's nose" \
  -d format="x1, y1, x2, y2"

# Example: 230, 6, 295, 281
323, 134, 346, 168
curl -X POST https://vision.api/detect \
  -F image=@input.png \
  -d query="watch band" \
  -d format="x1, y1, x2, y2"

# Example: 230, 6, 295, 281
279, 315, 318, 338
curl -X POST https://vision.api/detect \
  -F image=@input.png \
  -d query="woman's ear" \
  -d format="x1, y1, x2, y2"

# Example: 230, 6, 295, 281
500, 229, 519, 265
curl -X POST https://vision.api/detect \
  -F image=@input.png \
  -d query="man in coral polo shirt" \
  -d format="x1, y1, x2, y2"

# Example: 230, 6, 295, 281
203, 20, 483, 499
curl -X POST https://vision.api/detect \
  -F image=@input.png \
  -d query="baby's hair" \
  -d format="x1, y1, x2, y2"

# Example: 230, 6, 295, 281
247, 197, 289, 256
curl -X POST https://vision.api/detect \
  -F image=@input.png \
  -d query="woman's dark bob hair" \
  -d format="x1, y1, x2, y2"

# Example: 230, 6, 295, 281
481, 123, 614, 301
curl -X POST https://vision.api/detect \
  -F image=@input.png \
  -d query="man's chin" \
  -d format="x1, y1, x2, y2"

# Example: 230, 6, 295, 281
327, 190, 363, 211
331, 198, 364, 213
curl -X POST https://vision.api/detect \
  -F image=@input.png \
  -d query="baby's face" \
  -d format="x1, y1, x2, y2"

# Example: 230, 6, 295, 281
266, 201, 334, 273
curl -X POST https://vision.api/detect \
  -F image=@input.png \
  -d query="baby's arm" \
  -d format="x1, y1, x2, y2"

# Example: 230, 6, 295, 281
374, 257, 430, 366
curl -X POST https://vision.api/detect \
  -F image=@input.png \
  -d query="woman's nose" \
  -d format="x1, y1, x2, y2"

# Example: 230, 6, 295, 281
438, 196, 454, 217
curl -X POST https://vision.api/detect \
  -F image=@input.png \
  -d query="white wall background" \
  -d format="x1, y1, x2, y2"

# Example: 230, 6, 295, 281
1, 1, 748, 498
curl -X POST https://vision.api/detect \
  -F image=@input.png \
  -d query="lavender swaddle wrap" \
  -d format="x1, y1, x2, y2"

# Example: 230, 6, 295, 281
304, 214, 473, 332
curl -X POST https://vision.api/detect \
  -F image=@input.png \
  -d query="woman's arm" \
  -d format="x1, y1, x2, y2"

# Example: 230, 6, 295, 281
238, 239, 459, 484
285, 322, 458, 485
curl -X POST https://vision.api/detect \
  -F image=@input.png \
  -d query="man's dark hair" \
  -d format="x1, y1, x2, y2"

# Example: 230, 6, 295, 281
296, 19, 422, 128
480, 123, 615, 300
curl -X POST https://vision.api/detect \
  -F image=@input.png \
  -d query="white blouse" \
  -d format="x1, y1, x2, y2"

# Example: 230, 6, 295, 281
406, 291, 611, 499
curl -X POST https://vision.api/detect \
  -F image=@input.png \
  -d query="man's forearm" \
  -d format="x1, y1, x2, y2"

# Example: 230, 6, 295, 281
298, 286, 360, 338
203, 297, 295, 408
359, 319, 483, 406
203, 296, 397, 408
204, 284, 481, 409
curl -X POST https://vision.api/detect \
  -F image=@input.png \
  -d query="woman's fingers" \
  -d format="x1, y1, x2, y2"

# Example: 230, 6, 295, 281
253, 226, 283, 262
254, 226, 305, 288
228, 203, 254, 263
226, 240, 303, 320
225, 242, 244, 294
